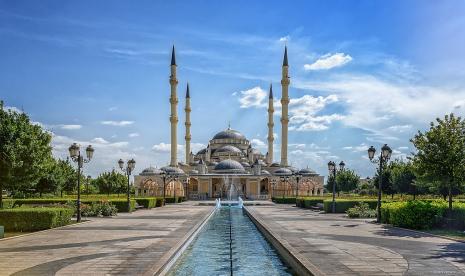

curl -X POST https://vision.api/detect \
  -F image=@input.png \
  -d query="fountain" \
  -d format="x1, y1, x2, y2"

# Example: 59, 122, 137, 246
238, 196, 243, 209
215, 198, 222, 208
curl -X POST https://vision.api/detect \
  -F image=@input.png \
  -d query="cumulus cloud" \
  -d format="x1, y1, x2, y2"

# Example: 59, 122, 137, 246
129, 133, 140, 138
152, 142, 172, 153
101, 120, 134, 126
251, 138, 266, 149
59, 124, 82, 130
279, 36, 290, 43
237, 86, 267, 108
91, 137, 109, 144
304, 53, 352, 70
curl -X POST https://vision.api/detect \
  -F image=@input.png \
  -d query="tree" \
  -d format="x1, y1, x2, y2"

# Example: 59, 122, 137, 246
336, 169, 360, 193
95, 170, 126, 195
389, 160, 416, 197
0, 101, 52, 206
373, 166, 395, 198
325, 174, 340, 196
411, 114, 465, 211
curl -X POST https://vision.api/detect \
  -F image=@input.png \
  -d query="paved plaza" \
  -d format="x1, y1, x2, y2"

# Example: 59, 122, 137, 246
0, 203, 212, 276
246, 204, 465, 275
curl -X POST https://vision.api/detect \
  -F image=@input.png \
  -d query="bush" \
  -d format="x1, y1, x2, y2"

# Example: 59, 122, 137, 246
324, 199, 378, 213
108, 199, 136, 212
1, 199, 15, 209
81, 201, 118, 217
13, 199, 70, 207
155, 198, 164, 207
271, 197, 296, 204
381, 200, 446, 229
0, 207, 74, 231
135, 198, 157, 209
296, 198, 325, 209
165, 197, 184, 204
347, 202, 377, 218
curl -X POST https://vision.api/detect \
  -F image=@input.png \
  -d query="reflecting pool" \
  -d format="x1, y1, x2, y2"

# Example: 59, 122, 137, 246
167, 207, 293, 276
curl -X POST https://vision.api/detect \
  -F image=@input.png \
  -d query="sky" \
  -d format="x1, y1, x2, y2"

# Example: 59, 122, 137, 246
1, 1, 465, 178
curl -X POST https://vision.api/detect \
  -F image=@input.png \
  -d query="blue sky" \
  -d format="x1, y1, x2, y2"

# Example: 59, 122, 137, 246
1, 1, 465, 177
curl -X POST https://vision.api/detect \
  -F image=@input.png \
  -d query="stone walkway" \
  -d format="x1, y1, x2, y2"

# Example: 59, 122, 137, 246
246, 204, 465, 276
0, 203, 212, 276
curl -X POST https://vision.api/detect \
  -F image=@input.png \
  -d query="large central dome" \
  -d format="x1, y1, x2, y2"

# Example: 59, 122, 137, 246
212, 128, 246, 140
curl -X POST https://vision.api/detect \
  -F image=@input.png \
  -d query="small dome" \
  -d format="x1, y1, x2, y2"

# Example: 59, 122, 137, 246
161, 166, 185, 175
196, 148, 207, 154
140, 167, 163, 175
213, 128, 246, 140
214, 159, 246, 174
215, 145, 242, 154
241, 161, 251, 167
261, 170, 271, 176
288, 166, 298, 173
273, 167, 293, 176
270, 162, 281, 167
299, 168, 317, 176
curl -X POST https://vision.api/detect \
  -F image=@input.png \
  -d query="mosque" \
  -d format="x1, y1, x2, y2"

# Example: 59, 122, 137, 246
134, 46, 324, 200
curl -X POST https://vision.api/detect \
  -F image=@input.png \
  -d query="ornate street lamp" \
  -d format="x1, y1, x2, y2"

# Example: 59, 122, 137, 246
368, 144, 392, 222
280, 176, 290, 199
328, 160, 346, 213
118, 158, 136, 212
68, 143, 94, 222
294, 173, 302, 198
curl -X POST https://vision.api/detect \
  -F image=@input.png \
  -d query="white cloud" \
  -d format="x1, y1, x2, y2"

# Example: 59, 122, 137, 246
101, 120, 134, 126
279, 36, 290, 43
152, 142, 172, 153
108, 106, 118, 111
387, 125, 412, 133
129, 132, 140, 138
251, 138, 266, 149
4, 106, 22, 113
304, 53, 352, 71
60, 124, 82, 130
92, 137, 109, 144
237, 86, 267, 108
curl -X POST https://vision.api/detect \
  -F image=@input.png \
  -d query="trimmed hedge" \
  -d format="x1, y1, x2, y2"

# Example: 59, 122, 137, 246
12, 198, 136, 213
296, 198, 325, 208
135, 198, 157, 209
1, 199, 15, 209
0, 207, 74, 231
165, 197, 185, 204
271, 197, 296, 204
108, 199, 136, 212
381, 201, 446, 229
323, 199, 378, 213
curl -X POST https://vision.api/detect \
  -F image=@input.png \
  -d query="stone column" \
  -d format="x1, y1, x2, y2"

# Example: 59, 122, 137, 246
169, 45, 179, 167
280, 47, 290, 167
267, 84, 274, 165
185, 83, 191, 164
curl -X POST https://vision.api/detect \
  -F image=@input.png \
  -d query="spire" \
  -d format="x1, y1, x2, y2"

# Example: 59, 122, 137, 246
186, 82, 190, 98
269, 83, 273, 99
171, 45, 176, 66
283, 46, 288, 66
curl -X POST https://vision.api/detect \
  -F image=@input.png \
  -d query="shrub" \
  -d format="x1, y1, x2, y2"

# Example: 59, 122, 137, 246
1, 199, 15, 209
271, 197, 296, 204
155, 198, 164, 207
135, 198, 157, 209
0, 207, 74, 231
324, 199, 378, 213
165, 197, 184, 204
347, 202, 377, 218
13, 199, 70, 207
81, 201, 118, 217
381, 200, 446, 229
108, 199, 136, 212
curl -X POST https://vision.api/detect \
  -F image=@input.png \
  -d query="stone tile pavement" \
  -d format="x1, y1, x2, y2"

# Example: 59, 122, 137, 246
0, 203, 213, 276
246, 204, 465, 276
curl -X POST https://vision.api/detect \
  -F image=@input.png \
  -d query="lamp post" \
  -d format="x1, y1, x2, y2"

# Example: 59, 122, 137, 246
327, 160, 345, 213
271, 179, 277, 198
161, 172, 178, 205
118, 158, 136, 212
368, 144, 392, 223
68, 143, 94, 223
294, 173, 301, 198
280, 176, 290, 198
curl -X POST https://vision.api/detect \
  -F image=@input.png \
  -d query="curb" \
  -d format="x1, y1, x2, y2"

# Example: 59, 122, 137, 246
244, 206, 325, 276
144, 206, 216, 276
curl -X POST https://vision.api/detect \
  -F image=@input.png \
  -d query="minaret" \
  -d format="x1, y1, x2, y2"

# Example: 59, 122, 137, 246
184, 83, 191, 165
280, 46, 290, 167
267, 83, 274, 165
169, 45, 179, 167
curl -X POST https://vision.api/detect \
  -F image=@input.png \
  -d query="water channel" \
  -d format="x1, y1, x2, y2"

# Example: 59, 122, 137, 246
167, 206, 293, 275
